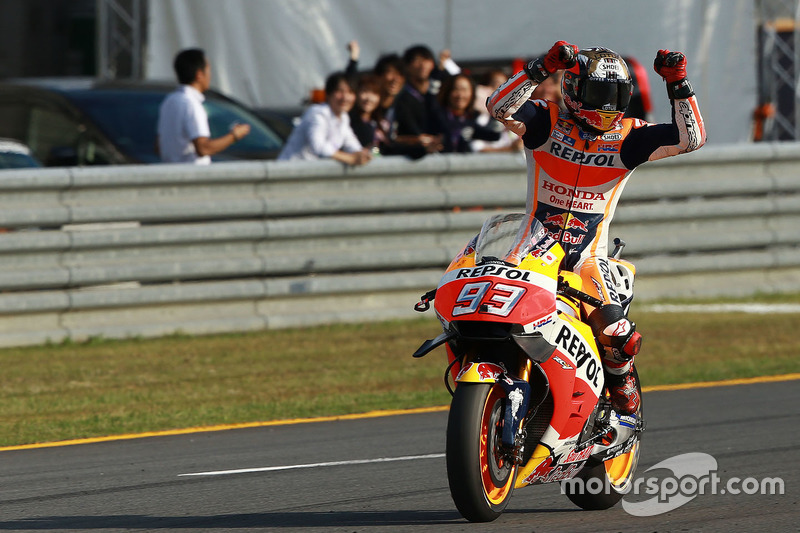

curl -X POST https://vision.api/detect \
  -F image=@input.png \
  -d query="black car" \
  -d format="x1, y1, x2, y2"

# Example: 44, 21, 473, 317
0, 79, 285, 166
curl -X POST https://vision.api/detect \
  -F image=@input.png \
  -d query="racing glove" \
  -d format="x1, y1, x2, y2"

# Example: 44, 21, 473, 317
525, 41, 578, 83
654, 49, 694, 100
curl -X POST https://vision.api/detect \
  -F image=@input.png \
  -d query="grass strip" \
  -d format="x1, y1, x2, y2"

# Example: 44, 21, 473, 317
1, 307, 799, 447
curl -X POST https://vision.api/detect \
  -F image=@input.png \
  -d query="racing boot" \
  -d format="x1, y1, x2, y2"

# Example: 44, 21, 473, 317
588, 305, 642, 415
605, 370, 641, 415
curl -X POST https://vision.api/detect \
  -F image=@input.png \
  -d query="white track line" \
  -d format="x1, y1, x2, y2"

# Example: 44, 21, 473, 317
641, 303, 800, 314
178, 452, 445, 477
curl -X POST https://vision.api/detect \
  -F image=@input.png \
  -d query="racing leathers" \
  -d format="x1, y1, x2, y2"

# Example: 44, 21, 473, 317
486, 68, 706, 396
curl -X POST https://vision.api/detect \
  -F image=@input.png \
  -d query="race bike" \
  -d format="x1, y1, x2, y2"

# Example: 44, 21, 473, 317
412, 213, 644, 522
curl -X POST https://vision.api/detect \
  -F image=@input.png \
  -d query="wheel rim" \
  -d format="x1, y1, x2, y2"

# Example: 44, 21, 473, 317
603, 365, 642, 492
604, 440, 639, 491
479, 385, 516, 505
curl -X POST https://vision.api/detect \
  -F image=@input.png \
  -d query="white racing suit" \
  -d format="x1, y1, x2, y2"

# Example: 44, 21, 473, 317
487, 70, 706, 377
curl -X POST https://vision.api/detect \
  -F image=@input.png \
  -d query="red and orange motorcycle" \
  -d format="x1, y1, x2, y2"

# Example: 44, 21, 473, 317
413, 213, 644, 522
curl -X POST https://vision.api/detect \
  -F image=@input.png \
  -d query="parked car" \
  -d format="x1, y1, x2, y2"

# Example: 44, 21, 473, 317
0, 79, 286, 166
0, 138, 42, 168
252, 106, 304, 140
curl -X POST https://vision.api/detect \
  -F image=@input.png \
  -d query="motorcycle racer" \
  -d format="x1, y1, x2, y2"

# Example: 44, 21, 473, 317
487, 41, 706, 414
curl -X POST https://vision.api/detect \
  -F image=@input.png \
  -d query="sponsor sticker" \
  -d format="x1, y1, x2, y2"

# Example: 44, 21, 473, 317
555, 119, 574, 135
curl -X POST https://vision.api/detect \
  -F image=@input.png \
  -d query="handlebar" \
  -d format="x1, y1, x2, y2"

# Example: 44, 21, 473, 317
610, 237, 626, 260
414, 289, 437, 312
557, 277, 605, 308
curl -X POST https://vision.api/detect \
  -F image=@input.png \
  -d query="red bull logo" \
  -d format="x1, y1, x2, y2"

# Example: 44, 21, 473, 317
456, 362, 505, 382
543, 213, 568, 226
566, 217, 588, 232
555, 119, 573, 134
576, 109, 623, 133
542, 213, 589, 233
476, 363, 503, 380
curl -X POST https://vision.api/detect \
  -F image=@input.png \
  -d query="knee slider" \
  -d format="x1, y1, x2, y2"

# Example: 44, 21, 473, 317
588, 305, 641, 362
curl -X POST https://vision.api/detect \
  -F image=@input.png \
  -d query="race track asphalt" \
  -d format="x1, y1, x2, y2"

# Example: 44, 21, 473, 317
0, 378, 797, 533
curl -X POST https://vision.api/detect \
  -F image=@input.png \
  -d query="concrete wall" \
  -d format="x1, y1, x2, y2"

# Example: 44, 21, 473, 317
0, 143, 798, 346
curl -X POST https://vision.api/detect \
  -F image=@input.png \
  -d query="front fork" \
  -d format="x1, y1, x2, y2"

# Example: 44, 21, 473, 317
498, 376, 531, 463
483, 358, 535, 465
448, 347, 537, 464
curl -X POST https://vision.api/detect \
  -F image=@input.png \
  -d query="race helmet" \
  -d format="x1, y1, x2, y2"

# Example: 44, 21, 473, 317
561, 47, 633, 134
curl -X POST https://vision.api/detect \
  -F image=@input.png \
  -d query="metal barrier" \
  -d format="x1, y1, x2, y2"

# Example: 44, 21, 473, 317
0, 143, 798, 346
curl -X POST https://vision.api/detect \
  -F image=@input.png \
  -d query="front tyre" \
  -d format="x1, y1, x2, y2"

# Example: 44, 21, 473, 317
446, 383, 517, 522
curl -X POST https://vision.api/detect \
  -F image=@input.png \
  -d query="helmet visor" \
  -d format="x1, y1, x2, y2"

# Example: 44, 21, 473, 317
580, 79, 632, 111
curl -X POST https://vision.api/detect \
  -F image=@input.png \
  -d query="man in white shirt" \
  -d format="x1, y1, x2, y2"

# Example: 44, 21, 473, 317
278, 72, 371, 166
157, 48, 250, 164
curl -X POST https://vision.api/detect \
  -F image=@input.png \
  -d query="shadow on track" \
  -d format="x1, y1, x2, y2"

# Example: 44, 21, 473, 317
0, 508, 577, 529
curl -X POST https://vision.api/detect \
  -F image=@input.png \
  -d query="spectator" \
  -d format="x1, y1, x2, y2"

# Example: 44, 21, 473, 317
334, 42, 424, 158
345, 40, 360, 77
436, 73, 501, 153
349, 74, 382, 150
392, 44, 445, 154
473, 69, 524, 153
474, 69, 508, 118
156, 48, 250, 164
278, 72, 372, 166
370, 53, 427, 159
372, 52, 406, 119
437, 49, 462, 77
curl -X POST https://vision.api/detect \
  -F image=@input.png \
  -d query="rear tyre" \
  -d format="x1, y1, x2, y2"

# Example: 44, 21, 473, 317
563, 366, 643, 510
446, 383, 517, 522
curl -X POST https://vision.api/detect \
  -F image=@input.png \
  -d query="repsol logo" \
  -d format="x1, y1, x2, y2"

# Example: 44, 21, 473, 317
456, 265, 533, 281
554, 324, 602, 387
598, 259, 621, 304
549, 141, 617, 166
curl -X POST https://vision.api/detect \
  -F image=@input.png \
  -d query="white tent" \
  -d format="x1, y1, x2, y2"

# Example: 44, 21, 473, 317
146, 0, 755, 144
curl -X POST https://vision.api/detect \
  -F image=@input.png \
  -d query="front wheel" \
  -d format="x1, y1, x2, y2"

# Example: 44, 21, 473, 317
446, 383, 517, 522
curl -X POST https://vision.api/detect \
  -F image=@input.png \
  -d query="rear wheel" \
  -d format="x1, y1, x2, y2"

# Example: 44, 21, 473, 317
446, 383, 517, 522
564, 366, 643, 510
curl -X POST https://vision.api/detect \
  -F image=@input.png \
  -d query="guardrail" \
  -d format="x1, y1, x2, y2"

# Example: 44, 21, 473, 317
0, 142, 798, 346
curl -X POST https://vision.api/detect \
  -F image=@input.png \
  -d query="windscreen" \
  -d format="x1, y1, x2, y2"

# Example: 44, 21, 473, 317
474, 213, 547, 266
